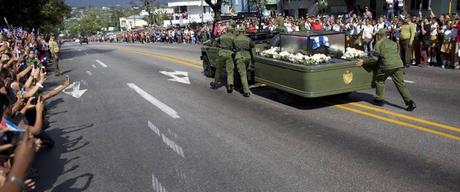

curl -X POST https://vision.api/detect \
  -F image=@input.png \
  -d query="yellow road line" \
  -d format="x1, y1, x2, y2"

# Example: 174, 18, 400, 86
348, 102, 460, 134
335, 104, 460, 142
122, 49, 202, 69
121, 47, 202, 65
99, 44, 203, 67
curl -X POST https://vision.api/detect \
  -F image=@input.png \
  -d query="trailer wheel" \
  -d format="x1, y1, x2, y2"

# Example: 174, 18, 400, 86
202, 54, 215, 78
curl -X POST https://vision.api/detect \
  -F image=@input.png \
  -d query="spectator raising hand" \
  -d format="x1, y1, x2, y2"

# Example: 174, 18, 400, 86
1, 128, 37, 192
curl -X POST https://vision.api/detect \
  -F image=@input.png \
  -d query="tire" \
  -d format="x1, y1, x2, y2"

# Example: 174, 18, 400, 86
202, 54, 215, 78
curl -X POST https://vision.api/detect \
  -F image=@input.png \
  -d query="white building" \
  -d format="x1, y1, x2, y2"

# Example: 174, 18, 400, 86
119, 15, 148, 31
164, 0, 214, 27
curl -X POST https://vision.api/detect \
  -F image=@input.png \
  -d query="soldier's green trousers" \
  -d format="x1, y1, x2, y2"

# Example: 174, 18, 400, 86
231, 51, 251, 94
214, 50, 234, 83
375, 67, 412, 103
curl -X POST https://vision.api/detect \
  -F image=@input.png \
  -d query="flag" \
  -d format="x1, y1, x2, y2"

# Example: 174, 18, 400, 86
311, 36, 330, 49
1, 118, 24, 132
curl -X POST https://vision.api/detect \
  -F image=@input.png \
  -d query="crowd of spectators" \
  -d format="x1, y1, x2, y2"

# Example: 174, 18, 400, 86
0, 27, 70, 191
92, 5, 460, 70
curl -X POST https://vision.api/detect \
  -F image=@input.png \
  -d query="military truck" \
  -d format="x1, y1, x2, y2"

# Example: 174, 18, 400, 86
201, 23, 377, 99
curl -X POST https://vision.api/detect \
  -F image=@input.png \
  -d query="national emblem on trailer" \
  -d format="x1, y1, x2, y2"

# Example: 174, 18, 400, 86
343, 70, 353, 85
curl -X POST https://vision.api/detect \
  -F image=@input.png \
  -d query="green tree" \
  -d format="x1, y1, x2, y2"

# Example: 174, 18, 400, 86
0, 0, 70, 33
79, 9, 109, 36
64, 18, 81, 37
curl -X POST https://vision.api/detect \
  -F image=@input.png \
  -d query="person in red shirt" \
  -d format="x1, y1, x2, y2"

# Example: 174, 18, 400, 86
311, 19, 323, 31
246, 23, 257, 33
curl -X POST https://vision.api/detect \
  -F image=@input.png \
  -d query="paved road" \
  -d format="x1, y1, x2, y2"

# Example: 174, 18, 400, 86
35, 42, 460, 192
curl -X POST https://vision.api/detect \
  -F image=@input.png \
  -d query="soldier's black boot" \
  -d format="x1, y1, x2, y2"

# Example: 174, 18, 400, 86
243, 92, 250, 97
210, 82, 221, 90
226, 85, 234, 93
406, 100, 416, 111
373, 99, 385, 106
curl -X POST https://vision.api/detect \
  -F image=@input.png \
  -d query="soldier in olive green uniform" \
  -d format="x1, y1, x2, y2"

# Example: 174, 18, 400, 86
357, 29, 416, 111
232, 28, 255, 97
274, 17, 287, 33
210, 26, 236, 93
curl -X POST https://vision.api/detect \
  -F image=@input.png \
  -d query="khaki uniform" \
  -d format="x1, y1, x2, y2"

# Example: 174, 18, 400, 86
49, 39, 60, 75
214, 33, 236, 84
232, 33, 254, 94
399, 22, 416, 66
368, 37, 413, 104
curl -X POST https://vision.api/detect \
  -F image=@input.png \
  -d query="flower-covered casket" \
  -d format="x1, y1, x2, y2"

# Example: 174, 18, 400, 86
254, 31, 377, 98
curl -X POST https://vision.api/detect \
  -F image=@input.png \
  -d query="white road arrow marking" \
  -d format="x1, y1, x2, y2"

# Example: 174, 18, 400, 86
92, 64, 97, 68
159, 71, 190, 85
63, 81, 87, 98
96, 59, 108, 68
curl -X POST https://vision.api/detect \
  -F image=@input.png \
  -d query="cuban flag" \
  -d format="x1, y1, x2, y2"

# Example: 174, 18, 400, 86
310, 36, 330, 50
1, 118, 24, 132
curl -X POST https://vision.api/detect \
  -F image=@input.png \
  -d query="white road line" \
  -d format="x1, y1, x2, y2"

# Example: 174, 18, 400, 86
387, 77, 415, 84
86, 71, 92, 76
92, 64, 97, 68
152, 174, 168, 192
96, 59, 108, 68
148, 120, 161, 136
161, 133, 185, 157
148, 121, 184, 158
127, 83, 180, 119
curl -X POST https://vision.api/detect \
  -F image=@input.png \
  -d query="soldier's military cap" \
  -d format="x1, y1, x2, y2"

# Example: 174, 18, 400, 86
376, 29, 387, 35
227, 25, 235, 32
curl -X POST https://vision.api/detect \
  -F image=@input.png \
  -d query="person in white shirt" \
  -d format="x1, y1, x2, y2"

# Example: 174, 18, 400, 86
362, 21, 375, 53
284, 22, 293, 33
354, 19, 365, 48
305, 18, 312, 31
344, 20, 355, 47
332, 19, 342, 32
375, 17, 386, 31
441, 22, 453, 68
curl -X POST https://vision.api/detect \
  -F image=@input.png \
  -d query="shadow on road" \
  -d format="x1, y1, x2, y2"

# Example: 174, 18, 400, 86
33, 122, 94, 191
250, 86, 407, 110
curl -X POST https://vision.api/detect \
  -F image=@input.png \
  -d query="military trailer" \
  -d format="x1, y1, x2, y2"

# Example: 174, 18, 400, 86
253, 31, 377, 98
201, 25, 377, 99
